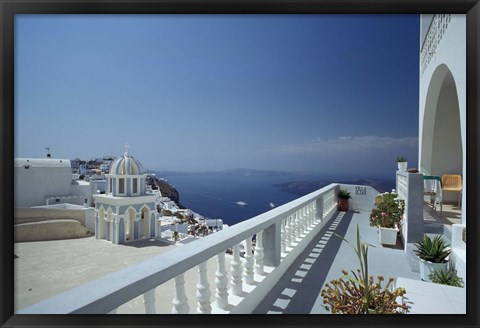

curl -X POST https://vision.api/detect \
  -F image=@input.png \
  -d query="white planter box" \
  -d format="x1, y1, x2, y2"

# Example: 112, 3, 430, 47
397, 162, 408, 171
379, 226, 398, 245
418, 258, 448, 282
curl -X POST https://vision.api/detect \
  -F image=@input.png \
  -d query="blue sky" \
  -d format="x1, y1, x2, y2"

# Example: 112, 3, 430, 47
15, 14, 420, 179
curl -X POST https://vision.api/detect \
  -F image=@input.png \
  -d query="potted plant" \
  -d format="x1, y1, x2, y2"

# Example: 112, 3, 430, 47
370, 191, 405, 245
337, 188, 351, 212
413, 234, 451, 281
397, 156, 408, 171
321, 225, 408, 314
428, 267, 464, 287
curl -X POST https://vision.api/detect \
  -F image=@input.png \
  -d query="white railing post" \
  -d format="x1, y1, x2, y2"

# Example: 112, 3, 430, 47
316, 195, 324, 222
215, 252, 229, 309
243, 237, 254, 284
230, 244, 243, 296
263, 222, 281, 267
143, 288, 156, 314
254, 231, 264, 275
196, 261, 212, 314
172, 273, 189, 314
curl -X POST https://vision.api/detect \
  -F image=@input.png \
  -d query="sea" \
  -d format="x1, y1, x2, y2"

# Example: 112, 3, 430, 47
156, 170, 395, 226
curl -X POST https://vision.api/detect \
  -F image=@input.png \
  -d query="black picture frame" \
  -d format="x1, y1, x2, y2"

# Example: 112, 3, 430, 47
1, 1, 479, 327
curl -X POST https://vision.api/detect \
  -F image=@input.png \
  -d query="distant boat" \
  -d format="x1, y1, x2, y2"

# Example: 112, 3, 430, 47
270, 202, 275, 208
236, 201, 248, 206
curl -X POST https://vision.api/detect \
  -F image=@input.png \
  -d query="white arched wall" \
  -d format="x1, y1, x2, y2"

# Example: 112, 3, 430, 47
418, 14, 466, 225
421, 65, 463, 183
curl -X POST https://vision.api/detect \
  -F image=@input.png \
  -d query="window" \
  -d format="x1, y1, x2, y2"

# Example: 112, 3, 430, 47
119, 178, 125, 194
133, 178, 138, 194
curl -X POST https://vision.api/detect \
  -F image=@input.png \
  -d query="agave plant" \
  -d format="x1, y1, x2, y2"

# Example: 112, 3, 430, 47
429, 267, 464, 287
413, 234, 451, 263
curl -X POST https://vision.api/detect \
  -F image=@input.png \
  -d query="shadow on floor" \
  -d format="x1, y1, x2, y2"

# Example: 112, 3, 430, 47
118, 238, 172, 249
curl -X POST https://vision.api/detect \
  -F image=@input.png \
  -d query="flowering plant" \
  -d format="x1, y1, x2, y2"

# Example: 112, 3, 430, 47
370, 190, 405, 229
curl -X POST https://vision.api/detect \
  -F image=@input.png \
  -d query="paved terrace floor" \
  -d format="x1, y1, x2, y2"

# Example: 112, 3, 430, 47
253, 207, 465, 314
14, 202, 464, 314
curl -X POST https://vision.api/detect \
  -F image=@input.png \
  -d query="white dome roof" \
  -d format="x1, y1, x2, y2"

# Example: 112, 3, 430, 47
110, 152, 144, 175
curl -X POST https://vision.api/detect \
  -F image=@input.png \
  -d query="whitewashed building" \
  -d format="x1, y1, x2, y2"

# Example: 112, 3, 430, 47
14, 158, 95, 208
419, 14, 466, 224
93, 149, 157, 244
418, 14, 466, 283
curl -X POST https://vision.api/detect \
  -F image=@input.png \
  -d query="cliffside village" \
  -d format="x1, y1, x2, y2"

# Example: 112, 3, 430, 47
14, 150, 225, 246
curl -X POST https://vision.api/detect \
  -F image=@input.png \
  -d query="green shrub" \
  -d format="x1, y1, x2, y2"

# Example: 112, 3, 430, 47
429, 267, 464, 287
338, 188, 351, 199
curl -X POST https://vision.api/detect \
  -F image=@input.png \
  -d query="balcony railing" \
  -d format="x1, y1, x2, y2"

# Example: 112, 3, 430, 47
18, 183, 341, 314
420, 14, 451, 76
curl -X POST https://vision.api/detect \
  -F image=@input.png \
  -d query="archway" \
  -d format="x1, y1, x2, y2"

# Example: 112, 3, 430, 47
106, 208, 113, 241
421, 64, 462, 202
127, 208, 136, 241
140, 206, 150, 238
97, 207, 106, 240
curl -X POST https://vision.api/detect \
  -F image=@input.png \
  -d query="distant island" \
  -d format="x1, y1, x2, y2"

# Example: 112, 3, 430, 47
274, 178, 395, 196
156, 168, 306, 177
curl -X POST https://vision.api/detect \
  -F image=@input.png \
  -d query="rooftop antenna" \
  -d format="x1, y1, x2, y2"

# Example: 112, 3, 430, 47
45, 147, 51, 158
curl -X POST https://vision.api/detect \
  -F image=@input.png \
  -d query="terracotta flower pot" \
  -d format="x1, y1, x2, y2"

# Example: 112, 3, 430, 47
338, 198, 349, 212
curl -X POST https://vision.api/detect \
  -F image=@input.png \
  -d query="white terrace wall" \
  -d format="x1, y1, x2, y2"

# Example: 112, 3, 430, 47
338, 184, 379, 213
14, 206, 95, 242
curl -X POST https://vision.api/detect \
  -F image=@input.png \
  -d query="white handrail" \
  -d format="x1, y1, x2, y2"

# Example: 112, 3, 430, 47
18, 183, 339, 314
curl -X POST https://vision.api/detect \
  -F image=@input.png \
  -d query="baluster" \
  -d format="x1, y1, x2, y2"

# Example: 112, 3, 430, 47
215, 252, 229, 309
254, 231, 264, 275
305, 204, 310, 228
308, 203, 314, 228
196, 261, 212, 314
301, 207, 308, 235
230, 243, 243, 295
243, 237, 254, 284
172, 273, 189, 314
312, 202, 319, 224
285, 215, 291, 249
289, 215, 296, 245
295, 211, 301, 242
143, 288, 156, 314
281, 219, 286, 253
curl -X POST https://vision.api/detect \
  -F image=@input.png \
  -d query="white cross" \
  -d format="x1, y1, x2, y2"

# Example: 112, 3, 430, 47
124, 143, 130, 156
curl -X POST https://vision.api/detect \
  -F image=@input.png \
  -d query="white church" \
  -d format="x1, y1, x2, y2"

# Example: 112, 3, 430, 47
93, 147, 158, 244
